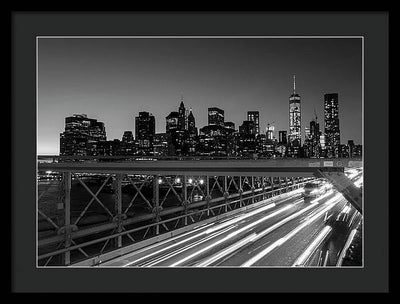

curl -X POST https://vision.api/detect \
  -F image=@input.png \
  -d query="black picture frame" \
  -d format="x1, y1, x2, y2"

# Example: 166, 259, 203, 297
11, 11, 389, 293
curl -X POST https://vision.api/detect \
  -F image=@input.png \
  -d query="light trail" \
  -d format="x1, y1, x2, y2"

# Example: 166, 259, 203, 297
193, 191, 336, 267
323, 250, 330, 266
194, 233, 258, 267
139, 225, 236, 266
292, 225, 332, 266
121, 196, 301, 267
354, 176, 363, 188
102, 221, 217, 266
241, 193, 343, 267
168, 203, 296, 267
336, 227, 358, 266
348, 210, 358, 227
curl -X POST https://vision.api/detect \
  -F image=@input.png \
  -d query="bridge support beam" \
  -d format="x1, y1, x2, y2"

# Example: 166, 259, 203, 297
206, 175, 210, 217
262, 177, 266, 200
316, 169, 362, 214
251, 176, 255, 204
239, 176, 243, 208
153, 174, 160, 235
224, 176, 228, 213
114, 174, 123, 248
182, 175, 188, 226
59, 172, 72, 266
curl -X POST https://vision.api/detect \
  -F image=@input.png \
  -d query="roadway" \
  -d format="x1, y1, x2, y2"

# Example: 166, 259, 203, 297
98, 171, 363, 267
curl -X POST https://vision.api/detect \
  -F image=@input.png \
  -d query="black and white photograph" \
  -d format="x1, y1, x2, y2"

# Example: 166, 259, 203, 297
11, 11, 389, 293
37, 36, 363, 268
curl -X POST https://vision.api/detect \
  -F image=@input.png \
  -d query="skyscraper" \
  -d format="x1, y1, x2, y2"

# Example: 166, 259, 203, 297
178, 95, 187, 131
309, 118, 321, 158
288, 75, 301, 157
239, 121, 256, 135
187, 108, 198, 154
122, 131, 134, 143
166, 111, 179, 132
120, 130, 135, 156
324, 93, 340, 158
278, 130, 287, 145
238, 120, 257, 156
208, 107, 224, 127
59, 114, 106, 156
247, 111, 260, 135
266, 125, 275, 141
165, 97, 193, 156
135, 111, 155, 154
289, 75, 301, 144
187, 108, 197, 137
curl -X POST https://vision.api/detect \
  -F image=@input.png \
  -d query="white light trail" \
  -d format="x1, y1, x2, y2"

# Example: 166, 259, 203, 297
121, 196, 300, 267
241, 193, 343, 267
168, 204, 295, 267
354, 177, 363, 188
292, 225, 332, 266
323, 250, 330, 266
194, 192, 337, 267
140, 225, 236, 267
194, 233, 258, 267
102, 221, 217, 266
336, 228, 358, 266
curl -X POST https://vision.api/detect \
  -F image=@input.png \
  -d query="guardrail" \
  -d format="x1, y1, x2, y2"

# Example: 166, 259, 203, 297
37, 155, 363, 164
37, 171, 314, 266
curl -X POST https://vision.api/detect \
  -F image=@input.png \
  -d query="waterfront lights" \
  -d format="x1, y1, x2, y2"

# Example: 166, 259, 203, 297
175, 177, 181, 183
188, 178, 193, 184
158, 178, 163, 184
199, 179, 204, 185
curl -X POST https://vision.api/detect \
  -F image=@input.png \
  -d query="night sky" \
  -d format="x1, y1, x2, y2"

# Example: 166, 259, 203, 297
37, 37, 362, 155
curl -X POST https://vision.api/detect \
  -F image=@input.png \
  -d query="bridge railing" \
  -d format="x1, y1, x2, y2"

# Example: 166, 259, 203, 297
37, 168, 314, 266
37, 154, 363, 164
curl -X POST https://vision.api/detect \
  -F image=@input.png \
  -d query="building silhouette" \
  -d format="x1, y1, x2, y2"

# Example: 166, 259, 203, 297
324, 93, 341, 158
135, 111, 155, 155
247, 111, 260, 135
288, 75, 301, 157
58, 88, 361, 159
278, 130, 287, 145
208, 107, 224, 127
119, 131, 135, 156
59, 114, 106, 156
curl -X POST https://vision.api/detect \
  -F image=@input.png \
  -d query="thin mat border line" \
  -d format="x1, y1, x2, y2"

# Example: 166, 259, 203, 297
36, 35, 364, 268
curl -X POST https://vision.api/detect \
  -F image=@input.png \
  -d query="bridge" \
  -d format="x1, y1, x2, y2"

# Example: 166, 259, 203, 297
37, 157, 362, 266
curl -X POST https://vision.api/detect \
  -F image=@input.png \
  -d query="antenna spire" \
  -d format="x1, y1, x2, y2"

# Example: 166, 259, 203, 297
179, 93, 184, 107
293, 75, 296, 94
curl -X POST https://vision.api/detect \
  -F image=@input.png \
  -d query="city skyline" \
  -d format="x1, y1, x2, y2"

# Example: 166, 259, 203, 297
38, 37, 362, 154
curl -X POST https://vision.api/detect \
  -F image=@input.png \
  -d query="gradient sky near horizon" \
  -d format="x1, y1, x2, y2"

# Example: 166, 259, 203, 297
37, 37, 362, 155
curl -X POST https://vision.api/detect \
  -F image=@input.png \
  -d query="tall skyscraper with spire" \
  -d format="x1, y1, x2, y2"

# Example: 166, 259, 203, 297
288, 75, 301, 156
178, 94, 187, 131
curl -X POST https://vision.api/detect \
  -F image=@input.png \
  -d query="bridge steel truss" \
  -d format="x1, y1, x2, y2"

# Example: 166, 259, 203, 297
37, 158, 361, 266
